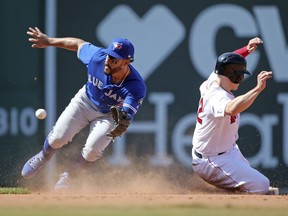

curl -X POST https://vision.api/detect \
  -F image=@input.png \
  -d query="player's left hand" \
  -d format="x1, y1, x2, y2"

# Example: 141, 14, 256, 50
256, 71, 273, 91
107, 106, 130, 138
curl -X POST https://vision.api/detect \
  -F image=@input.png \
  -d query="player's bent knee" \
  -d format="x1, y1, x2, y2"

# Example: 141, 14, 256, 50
258, 176, 270, 194
48, 134, 71, 149
248, 176, 270, 194
82, 148, 103, 162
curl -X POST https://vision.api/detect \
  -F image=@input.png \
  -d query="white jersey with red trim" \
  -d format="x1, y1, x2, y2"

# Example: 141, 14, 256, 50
192, 74, 239, 155
191, 45, 271, 194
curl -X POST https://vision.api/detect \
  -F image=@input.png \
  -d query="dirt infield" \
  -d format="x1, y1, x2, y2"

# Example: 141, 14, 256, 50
2, 176, 288, 216
1, 192, 288, 216
12, 174, 288, 208
5, 161, 287, 215
1, 192, 288, 207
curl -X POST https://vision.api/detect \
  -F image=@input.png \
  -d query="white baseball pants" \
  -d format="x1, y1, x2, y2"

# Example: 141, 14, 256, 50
192, 144, 270, 194
47, 86, 114, 162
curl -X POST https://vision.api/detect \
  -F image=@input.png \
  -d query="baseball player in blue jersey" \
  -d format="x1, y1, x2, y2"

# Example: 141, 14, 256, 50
21, 27, 146, 190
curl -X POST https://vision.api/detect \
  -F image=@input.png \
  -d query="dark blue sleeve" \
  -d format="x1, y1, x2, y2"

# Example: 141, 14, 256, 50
77, 42, 101, 65
122, 83, 146, 121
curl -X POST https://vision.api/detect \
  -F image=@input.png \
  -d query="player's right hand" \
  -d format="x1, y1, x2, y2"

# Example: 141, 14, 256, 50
27, 27, 49, 48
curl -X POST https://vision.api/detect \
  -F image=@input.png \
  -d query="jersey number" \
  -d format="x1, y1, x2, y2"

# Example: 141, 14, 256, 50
197, 98, 203, 124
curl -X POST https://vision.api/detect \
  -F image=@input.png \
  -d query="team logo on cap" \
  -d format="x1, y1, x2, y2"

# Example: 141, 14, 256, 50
112, 42, 123, 50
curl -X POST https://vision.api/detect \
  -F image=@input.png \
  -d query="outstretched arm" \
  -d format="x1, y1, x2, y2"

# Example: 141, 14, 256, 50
234, 37, 263, 57
27, 27, 85, 51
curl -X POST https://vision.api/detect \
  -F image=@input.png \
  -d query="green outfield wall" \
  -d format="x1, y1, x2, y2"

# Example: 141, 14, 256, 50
1, 0, 287, 188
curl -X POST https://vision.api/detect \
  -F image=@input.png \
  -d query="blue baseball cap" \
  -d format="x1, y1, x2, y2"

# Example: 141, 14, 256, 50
103, 38, 134, 62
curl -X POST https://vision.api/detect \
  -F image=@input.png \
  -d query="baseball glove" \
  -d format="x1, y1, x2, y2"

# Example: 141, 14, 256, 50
107, 106, 130, 138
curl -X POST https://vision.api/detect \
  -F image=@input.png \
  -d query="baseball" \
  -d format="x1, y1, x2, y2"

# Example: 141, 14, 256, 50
35, 108, 47, 120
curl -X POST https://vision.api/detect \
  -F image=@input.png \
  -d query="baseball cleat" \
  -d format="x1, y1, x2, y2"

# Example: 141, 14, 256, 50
21, 150, 47, 179
54, 172, 71, 190
267, 186, 279, 195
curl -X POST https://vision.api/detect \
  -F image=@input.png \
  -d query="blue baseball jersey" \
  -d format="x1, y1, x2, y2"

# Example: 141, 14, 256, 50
77, 42, 146, 120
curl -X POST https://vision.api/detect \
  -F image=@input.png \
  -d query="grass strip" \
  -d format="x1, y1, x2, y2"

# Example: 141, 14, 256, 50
0, 187, 31, 194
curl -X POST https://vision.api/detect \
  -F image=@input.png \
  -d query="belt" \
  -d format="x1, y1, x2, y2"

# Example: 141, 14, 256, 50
194, 150, 225, 158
